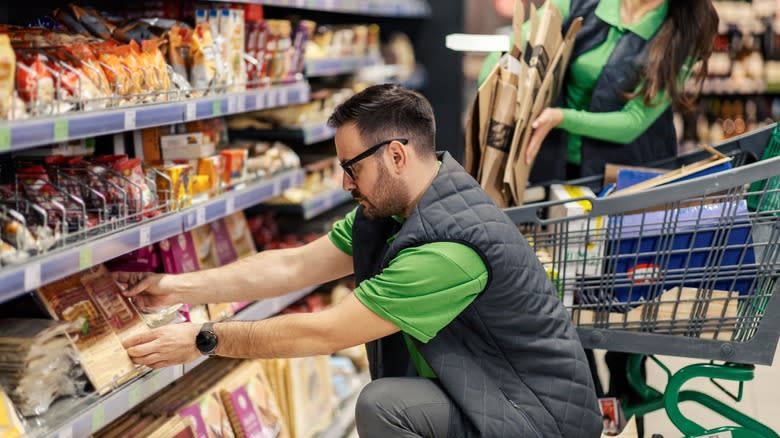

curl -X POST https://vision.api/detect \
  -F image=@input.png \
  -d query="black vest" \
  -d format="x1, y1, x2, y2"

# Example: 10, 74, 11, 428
532, 0, 677, 185
352, 152, 602, 437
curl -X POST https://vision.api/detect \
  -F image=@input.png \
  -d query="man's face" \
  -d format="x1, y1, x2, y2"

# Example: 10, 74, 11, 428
335, 123, 410, 219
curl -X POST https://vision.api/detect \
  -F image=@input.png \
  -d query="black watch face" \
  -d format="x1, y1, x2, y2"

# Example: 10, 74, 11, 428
196, 330, 218, 353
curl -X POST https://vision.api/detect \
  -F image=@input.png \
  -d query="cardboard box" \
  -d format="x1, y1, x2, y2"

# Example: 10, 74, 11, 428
547, 184, 605, 308
160, 132, 205, 149
162, 143, 216, 161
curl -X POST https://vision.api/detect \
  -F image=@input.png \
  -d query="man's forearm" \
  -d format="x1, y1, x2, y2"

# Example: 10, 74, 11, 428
167, 247, 305, 304
212, 313, 338, 358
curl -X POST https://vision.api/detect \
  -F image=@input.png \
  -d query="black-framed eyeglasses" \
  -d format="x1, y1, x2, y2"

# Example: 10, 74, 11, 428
340, 138, 409, 180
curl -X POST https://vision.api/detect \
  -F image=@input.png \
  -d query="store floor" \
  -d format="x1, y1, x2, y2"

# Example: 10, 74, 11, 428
594, 344, 780, 437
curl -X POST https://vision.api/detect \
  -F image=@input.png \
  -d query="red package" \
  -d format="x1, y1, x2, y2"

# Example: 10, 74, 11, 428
114, 158, 157, 219
15, 51, 54, 105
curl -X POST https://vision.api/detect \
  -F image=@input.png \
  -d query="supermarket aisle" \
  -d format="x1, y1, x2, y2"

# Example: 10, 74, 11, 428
595, 344, 780, 437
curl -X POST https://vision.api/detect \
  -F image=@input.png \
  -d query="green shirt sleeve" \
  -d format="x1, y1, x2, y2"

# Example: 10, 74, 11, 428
477, 0, 572, 86
354, 242, 488, 343
328, 207, 357, 256
558, 94, 671, 144
558, 59, 693, 144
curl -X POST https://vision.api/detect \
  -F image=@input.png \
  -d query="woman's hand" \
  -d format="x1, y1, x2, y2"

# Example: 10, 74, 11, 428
527, 108, 564, 165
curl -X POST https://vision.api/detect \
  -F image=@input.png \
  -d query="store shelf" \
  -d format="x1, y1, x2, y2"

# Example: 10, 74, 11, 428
184, 285, 320, 373
395, 65, 428, 90
318, 371, 370, 438
689, 78, 770, 96
31, 366, 184, 438
238, 0, 431, 17
305, 56, 382, 77
0, 81, 310, 153
263, 187, 354, 220
0, 169, 305, 304
230, 121, 336, 145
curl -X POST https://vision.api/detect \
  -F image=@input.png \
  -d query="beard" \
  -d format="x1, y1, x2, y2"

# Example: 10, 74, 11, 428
351, 161, 410, 219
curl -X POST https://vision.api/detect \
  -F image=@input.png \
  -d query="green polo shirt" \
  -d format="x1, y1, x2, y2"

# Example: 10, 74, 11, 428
478, 0, 673, 165
329, 207, 488, 378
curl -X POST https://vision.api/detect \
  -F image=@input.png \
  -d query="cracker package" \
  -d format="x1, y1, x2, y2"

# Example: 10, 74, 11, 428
37, 272, 138, 394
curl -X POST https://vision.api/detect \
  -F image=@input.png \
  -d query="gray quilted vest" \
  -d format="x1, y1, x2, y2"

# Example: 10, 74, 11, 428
533, 0, 677, 185
352, 152, 602, 437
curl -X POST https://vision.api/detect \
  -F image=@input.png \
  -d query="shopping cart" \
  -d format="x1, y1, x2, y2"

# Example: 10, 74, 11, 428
504, 123, 780, 438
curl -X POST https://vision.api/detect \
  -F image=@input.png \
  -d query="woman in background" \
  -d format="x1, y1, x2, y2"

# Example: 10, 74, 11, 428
480, 0, 718, 435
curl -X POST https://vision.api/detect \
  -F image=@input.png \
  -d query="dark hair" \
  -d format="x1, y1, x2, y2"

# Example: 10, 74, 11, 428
327, 84, 437, 159
634, 0, 718, 111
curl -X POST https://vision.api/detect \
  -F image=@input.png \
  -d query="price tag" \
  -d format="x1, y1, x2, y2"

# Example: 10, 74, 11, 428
196, 207, 206, 226
24, 264, 41, 291
227, 96, 238, 113
139, 226, 151, 247
185, 102, 197, 121
150, 371, 162, 391
279, 90, 289, 106
255, 93, 264, 110
212, 100, 222, 116
124, 110, 136, 130
79, 247, 93, 269
53, 120, 69, 142
128, 384, 143, 406
324, 0, 335, 9
295, 0, 305, 7
225, 196, 235, 215
59, 427, 73, 438
236, 95, 246, 113
91, 405, 106, 431
267, 91, 278, 108
0, 127, 10, 152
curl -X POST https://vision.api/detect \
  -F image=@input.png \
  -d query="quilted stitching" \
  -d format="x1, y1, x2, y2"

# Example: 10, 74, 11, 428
383, 152, 602, 437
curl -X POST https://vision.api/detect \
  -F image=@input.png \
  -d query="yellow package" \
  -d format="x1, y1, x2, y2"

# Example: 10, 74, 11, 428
0, 34, 15, 120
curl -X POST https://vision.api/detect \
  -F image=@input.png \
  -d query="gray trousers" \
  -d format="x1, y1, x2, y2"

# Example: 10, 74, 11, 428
354, 377, 471, 438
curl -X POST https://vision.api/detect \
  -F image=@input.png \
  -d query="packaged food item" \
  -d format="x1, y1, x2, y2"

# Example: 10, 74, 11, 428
168, 25, 193, 81
68, 4, 116, 40
95, 44, 132, 97
220, 149, 248, 186
223, 212, 256, 259
197, 155, 223, 196
0, 35, 14, 120
156, 164, 192, 210
115, 158, 157, 219
63, 43, 112, 98
223, 8, 246, 91
15, 52, 55, 112
37, 273, 139, 395
290, 20, 316, 79
190, 22, 218, 93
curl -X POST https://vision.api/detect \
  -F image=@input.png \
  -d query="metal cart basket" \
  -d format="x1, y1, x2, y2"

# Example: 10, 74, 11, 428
504, 124, 780, 438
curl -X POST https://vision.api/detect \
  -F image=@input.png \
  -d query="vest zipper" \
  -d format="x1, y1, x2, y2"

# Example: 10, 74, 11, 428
499, 387, 543, 438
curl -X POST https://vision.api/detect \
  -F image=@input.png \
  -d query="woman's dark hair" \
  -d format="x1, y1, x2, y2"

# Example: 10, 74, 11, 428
635, 0, 719, 111
327, 84, 437, 159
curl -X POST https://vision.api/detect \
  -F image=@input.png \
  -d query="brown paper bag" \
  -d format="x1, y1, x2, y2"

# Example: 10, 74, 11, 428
507, 16, 582, 204
479, 66, 519, 207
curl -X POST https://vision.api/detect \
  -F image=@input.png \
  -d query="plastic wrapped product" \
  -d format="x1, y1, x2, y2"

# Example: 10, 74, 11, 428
0, 35, 14, 120
190, 23, 218, 93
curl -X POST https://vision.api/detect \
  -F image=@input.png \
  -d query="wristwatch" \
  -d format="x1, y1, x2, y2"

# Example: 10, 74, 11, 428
195, 322, 219, 355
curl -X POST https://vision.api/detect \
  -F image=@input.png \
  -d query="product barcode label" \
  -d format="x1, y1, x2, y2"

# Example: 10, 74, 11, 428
139, 226, 151, 247
186, 102, 197, 121
124, 110, 136, 130
268, 91, 278, 108
227, 96, 238, 113
91, 405, 106, 431
0, 127, 10, 152
279, 90, 289, 106
24, 264, 41, 291
58, 427, 73, 438
225, 197, 235, 215
255, 93, 264, 109
196, 207, 206, 226
128, 385, 143, 406
236, 96, 246, 113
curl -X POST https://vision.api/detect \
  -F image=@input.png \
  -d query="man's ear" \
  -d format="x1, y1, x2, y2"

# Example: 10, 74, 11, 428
388, 140, 408, 174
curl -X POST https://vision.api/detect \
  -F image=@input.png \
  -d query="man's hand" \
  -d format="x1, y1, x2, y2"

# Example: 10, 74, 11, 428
113, 272, 181, 310
122, 323, 202, 369
526, 107, 564, 165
